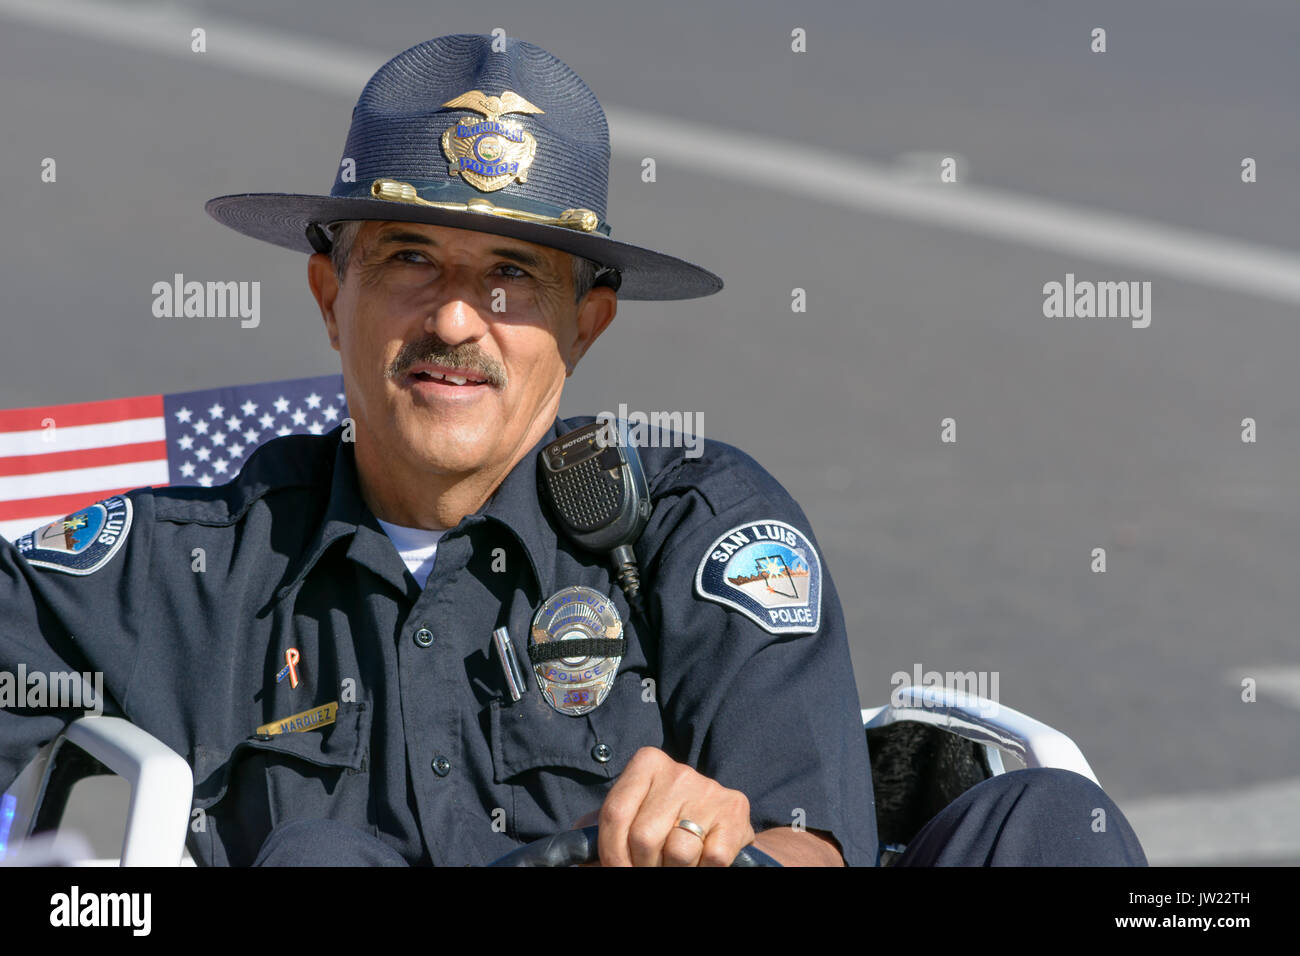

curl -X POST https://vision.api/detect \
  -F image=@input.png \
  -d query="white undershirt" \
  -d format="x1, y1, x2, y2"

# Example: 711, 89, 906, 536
376, 518, 446, 589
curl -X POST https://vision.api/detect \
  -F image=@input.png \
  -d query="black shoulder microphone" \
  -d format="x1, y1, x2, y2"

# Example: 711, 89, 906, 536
538, 419, 652, 617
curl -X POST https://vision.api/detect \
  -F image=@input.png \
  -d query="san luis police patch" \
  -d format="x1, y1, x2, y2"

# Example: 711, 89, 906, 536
695, 519, 822, 634
14, 496, 132, 575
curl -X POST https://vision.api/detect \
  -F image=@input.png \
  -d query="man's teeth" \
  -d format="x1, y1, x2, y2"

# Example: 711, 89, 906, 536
418, 370, 482, 385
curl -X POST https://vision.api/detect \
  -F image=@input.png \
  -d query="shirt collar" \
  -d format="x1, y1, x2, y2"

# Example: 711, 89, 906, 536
472, 417, 565, 600
274, 429, 371, 601
276, 419, 568, 602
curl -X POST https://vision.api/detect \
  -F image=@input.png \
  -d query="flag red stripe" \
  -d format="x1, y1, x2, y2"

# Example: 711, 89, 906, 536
0, 395, 163, 432
0, 486, 149, 522
0, 441, 168, 477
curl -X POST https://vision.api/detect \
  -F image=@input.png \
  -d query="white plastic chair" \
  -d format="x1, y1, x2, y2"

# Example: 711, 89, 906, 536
1, 716, 193, 866
862, 684, 1099, 783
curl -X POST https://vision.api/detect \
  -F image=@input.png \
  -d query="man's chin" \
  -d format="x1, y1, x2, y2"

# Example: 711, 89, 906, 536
387, 414, 499, 468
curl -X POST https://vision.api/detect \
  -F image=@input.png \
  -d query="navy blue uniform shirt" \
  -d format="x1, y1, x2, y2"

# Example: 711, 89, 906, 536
0, 417, 876, 865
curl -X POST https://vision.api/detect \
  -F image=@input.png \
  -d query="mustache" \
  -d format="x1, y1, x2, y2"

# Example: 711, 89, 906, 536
385, 338, 508, 388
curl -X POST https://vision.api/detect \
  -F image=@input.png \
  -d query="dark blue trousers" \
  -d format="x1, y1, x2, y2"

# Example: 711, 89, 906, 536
894, 768, 1148, 866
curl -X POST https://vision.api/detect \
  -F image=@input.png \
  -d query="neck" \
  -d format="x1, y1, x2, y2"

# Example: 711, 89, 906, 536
351, 414, 557, 531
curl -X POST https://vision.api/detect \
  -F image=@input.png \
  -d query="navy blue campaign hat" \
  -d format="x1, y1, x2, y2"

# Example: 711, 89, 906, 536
205, 34, 721, 300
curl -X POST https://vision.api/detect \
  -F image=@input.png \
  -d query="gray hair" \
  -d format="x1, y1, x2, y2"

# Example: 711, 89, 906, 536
327, 220, 599, 302
327, 220, 364, 282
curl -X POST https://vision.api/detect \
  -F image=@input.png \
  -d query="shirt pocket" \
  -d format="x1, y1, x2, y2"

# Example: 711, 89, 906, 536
191, 702, 373, 865
487, 671, 663, 844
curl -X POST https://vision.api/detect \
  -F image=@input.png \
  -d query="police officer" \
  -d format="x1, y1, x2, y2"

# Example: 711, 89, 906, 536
1, 34, 1144, 867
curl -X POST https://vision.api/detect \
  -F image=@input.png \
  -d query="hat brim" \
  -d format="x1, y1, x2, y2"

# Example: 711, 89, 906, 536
205, 193, 722, 301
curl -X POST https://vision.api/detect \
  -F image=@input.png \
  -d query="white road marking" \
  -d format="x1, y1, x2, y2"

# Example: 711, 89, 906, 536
1120, 665, 1300, 865
1122, 776, 1300, 866
5, 0, 1300, 305
0, 0, 380, 96
1229, 666, 1300, 712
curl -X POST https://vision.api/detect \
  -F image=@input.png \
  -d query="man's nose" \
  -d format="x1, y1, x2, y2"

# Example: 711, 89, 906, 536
423, 282, 490, 344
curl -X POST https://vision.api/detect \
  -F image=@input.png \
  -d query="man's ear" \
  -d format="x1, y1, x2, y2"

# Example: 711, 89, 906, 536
566, 286, 617, 376
308, 252, 342, 352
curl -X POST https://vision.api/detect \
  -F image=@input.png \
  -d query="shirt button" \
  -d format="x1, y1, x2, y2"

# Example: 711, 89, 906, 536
431, 756, 452, 777
414, 627, 434, 647
591, 743, 612, 763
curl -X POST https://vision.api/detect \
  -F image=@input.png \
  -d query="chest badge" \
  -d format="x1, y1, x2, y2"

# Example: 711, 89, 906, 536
529, 586, 624, 716
440, 90, 544, 192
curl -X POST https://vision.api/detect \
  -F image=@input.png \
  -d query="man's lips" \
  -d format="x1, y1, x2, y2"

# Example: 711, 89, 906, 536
405, 362, 494, 387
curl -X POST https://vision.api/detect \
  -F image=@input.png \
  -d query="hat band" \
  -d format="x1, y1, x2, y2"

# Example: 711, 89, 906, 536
330, 179, 611, 236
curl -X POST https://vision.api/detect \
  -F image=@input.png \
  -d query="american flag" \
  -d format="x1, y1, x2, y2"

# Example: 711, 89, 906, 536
0, 374, 347, 542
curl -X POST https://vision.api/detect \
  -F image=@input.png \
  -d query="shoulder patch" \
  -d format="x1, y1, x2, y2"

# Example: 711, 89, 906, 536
694, 519, 822, 634
15, 496, 133, 575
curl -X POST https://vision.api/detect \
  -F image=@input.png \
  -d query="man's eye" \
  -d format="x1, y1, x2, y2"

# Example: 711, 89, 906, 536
496, 264, 530, 279
392, 250, 431, 264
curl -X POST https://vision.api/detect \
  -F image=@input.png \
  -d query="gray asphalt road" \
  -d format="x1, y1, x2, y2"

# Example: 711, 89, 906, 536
3, 0, 1298, 864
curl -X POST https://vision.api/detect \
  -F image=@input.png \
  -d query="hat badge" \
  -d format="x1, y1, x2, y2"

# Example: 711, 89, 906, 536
440, 90, 544, 193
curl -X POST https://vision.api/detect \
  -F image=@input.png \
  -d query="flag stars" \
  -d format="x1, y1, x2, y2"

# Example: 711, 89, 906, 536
158, 382, 346, 485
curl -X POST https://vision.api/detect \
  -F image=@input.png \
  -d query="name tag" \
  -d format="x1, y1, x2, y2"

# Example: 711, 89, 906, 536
256, 701, 338, 737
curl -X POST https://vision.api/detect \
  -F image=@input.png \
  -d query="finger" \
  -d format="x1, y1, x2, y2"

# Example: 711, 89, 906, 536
697, 815, 755, 868
661, 820, 708, 867
624, 784, 689, 868
621, 757, 718, 867
597, 753, 659, 867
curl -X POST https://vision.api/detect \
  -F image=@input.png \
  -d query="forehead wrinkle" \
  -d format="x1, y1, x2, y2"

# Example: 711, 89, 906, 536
364, 227, 557, 276
369, 230, 439, 249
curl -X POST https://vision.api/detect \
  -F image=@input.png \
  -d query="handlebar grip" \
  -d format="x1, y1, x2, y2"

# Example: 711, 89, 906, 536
488, 825, 782, 867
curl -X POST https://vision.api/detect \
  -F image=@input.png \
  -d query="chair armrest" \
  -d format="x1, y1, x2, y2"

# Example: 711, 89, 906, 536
862, 685, 1100, 785
22, 717, 193, 866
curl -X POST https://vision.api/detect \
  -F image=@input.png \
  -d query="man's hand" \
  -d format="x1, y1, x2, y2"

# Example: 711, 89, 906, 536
595, 746, 754, 867
589, 746, 844, 867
